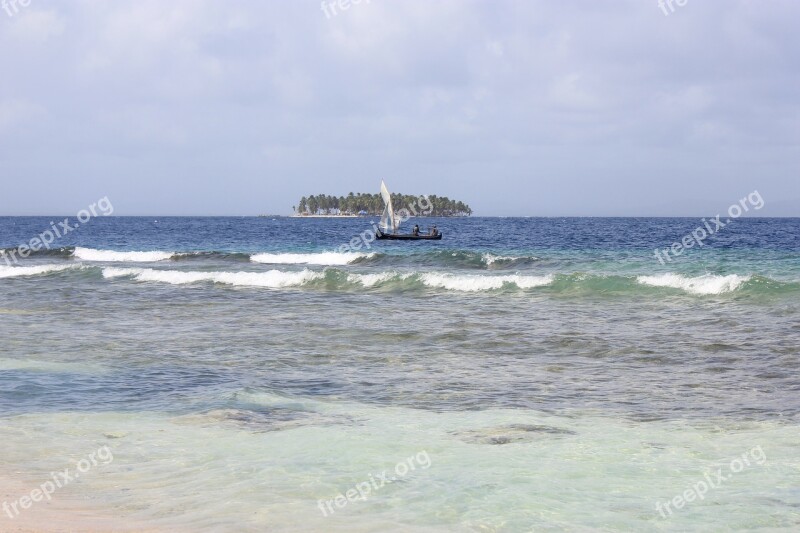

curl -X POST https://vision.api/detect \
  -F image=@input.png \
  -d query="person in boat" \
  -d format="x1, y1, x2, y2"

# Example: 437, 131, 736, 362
429, 225, 438, 236
413, 224, 420, 236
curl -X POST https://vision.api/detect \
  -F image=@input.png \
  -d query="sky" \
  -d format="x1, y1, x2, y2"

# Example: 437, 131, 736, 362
0, 0, 798, 216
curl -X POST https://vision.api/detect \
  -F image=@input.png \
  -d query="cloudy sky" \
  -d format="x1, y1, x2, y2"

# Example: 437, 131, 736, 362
1, 0, 797, 215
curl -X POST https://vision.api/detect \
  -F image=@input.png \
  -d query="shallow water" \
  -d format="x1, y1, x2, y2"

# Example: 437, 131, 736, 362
1, 217, 799, 530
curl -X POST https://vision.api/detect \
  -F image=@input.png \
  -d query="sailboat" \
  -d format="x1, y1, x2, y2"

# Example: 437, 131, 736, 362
375, 180, 443, 240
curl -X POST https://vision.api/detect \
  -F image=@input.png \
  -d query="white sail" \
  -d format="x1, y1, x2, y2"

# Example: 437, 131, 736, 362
379, 204, 391, 231
379, 180, 397, 232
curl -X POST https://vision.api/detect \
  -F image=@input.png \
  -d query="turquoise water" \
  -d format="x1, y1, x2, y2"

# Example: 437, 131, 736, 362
1, 217, 799, 531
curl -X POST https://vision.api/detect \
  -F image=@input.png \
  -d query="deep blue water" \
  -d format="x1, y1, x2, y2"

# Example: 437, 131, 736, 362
2, 216, 798, 254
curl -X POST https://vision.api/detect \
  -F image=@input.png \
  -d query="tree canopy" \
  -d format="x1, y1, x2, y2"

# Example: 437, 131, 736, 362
295, 192, 472, 216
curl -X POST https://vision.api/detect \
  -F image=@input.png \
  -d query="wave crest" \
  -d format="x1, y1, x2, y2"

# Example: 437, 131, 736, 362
481, 253, 540, 267
636, 274, 750, 295
250, 252, 374, 266
346, 272, 412, 287
73, 247, 173, 262
0, 264, 77, 279
102, 267, 322, 288
420, 273, 554, 292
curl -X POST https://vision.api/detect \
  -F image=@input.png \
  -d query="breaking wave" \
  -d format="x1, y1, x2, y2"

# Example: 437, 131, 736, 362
6, 247, 540, 269
356, 250, 542, 270
636, 274, 751, 295
0, 264, 78, 279
102, 267, 323, 288
2, 261, 793, 297
250, 252, 374, 266
73, 247, 174, 262
346, 272, 412, 287
419, 273, 554, 292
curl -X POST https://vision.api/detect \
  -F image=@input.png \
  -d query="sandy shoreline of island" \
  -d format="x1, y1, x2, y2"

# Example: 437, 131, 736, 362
290, 214, 363, 218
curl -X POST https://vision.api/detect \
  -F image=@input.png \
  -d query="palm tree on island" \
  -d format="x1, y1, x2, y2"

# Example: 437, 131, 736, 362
293, 192, 472, 217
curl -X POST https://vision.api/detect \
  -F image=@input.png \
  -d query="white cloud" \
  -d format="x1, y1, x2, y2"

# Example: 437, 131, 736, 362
1, 8, 65, 44
0, 0, 797, 215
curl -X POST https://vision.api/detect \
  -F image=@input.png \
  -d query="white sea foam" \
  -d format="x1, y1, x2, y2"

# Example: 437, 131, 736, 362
102, 267, 322, 288
250, 252, 373, 266
481, 253, 540, 267
0, 264, 76, 279
420, 273, 554, 292
74, 247, 173, 262
346, 272, 412, 287
636, 273, 750, 295
482, 253, 516, 265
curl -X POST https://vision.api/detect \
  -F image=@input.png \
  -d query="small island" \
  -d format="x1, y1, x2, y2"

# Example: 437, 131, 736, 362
293, 193, 472, 217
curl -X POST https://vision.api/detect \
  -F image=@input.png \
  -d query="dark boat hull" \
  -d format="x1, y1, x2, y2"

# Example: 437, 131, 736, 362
376, 231, 442, 240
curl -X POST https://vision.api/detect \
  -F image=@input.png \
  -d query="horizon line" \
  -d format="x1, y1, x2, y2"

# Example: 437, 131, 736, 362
1, 214, 799, 218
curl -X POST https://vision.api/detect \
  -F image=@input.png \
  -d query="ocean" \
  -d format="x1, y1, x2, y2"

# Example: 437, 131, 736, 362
1, 216, 798, 531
